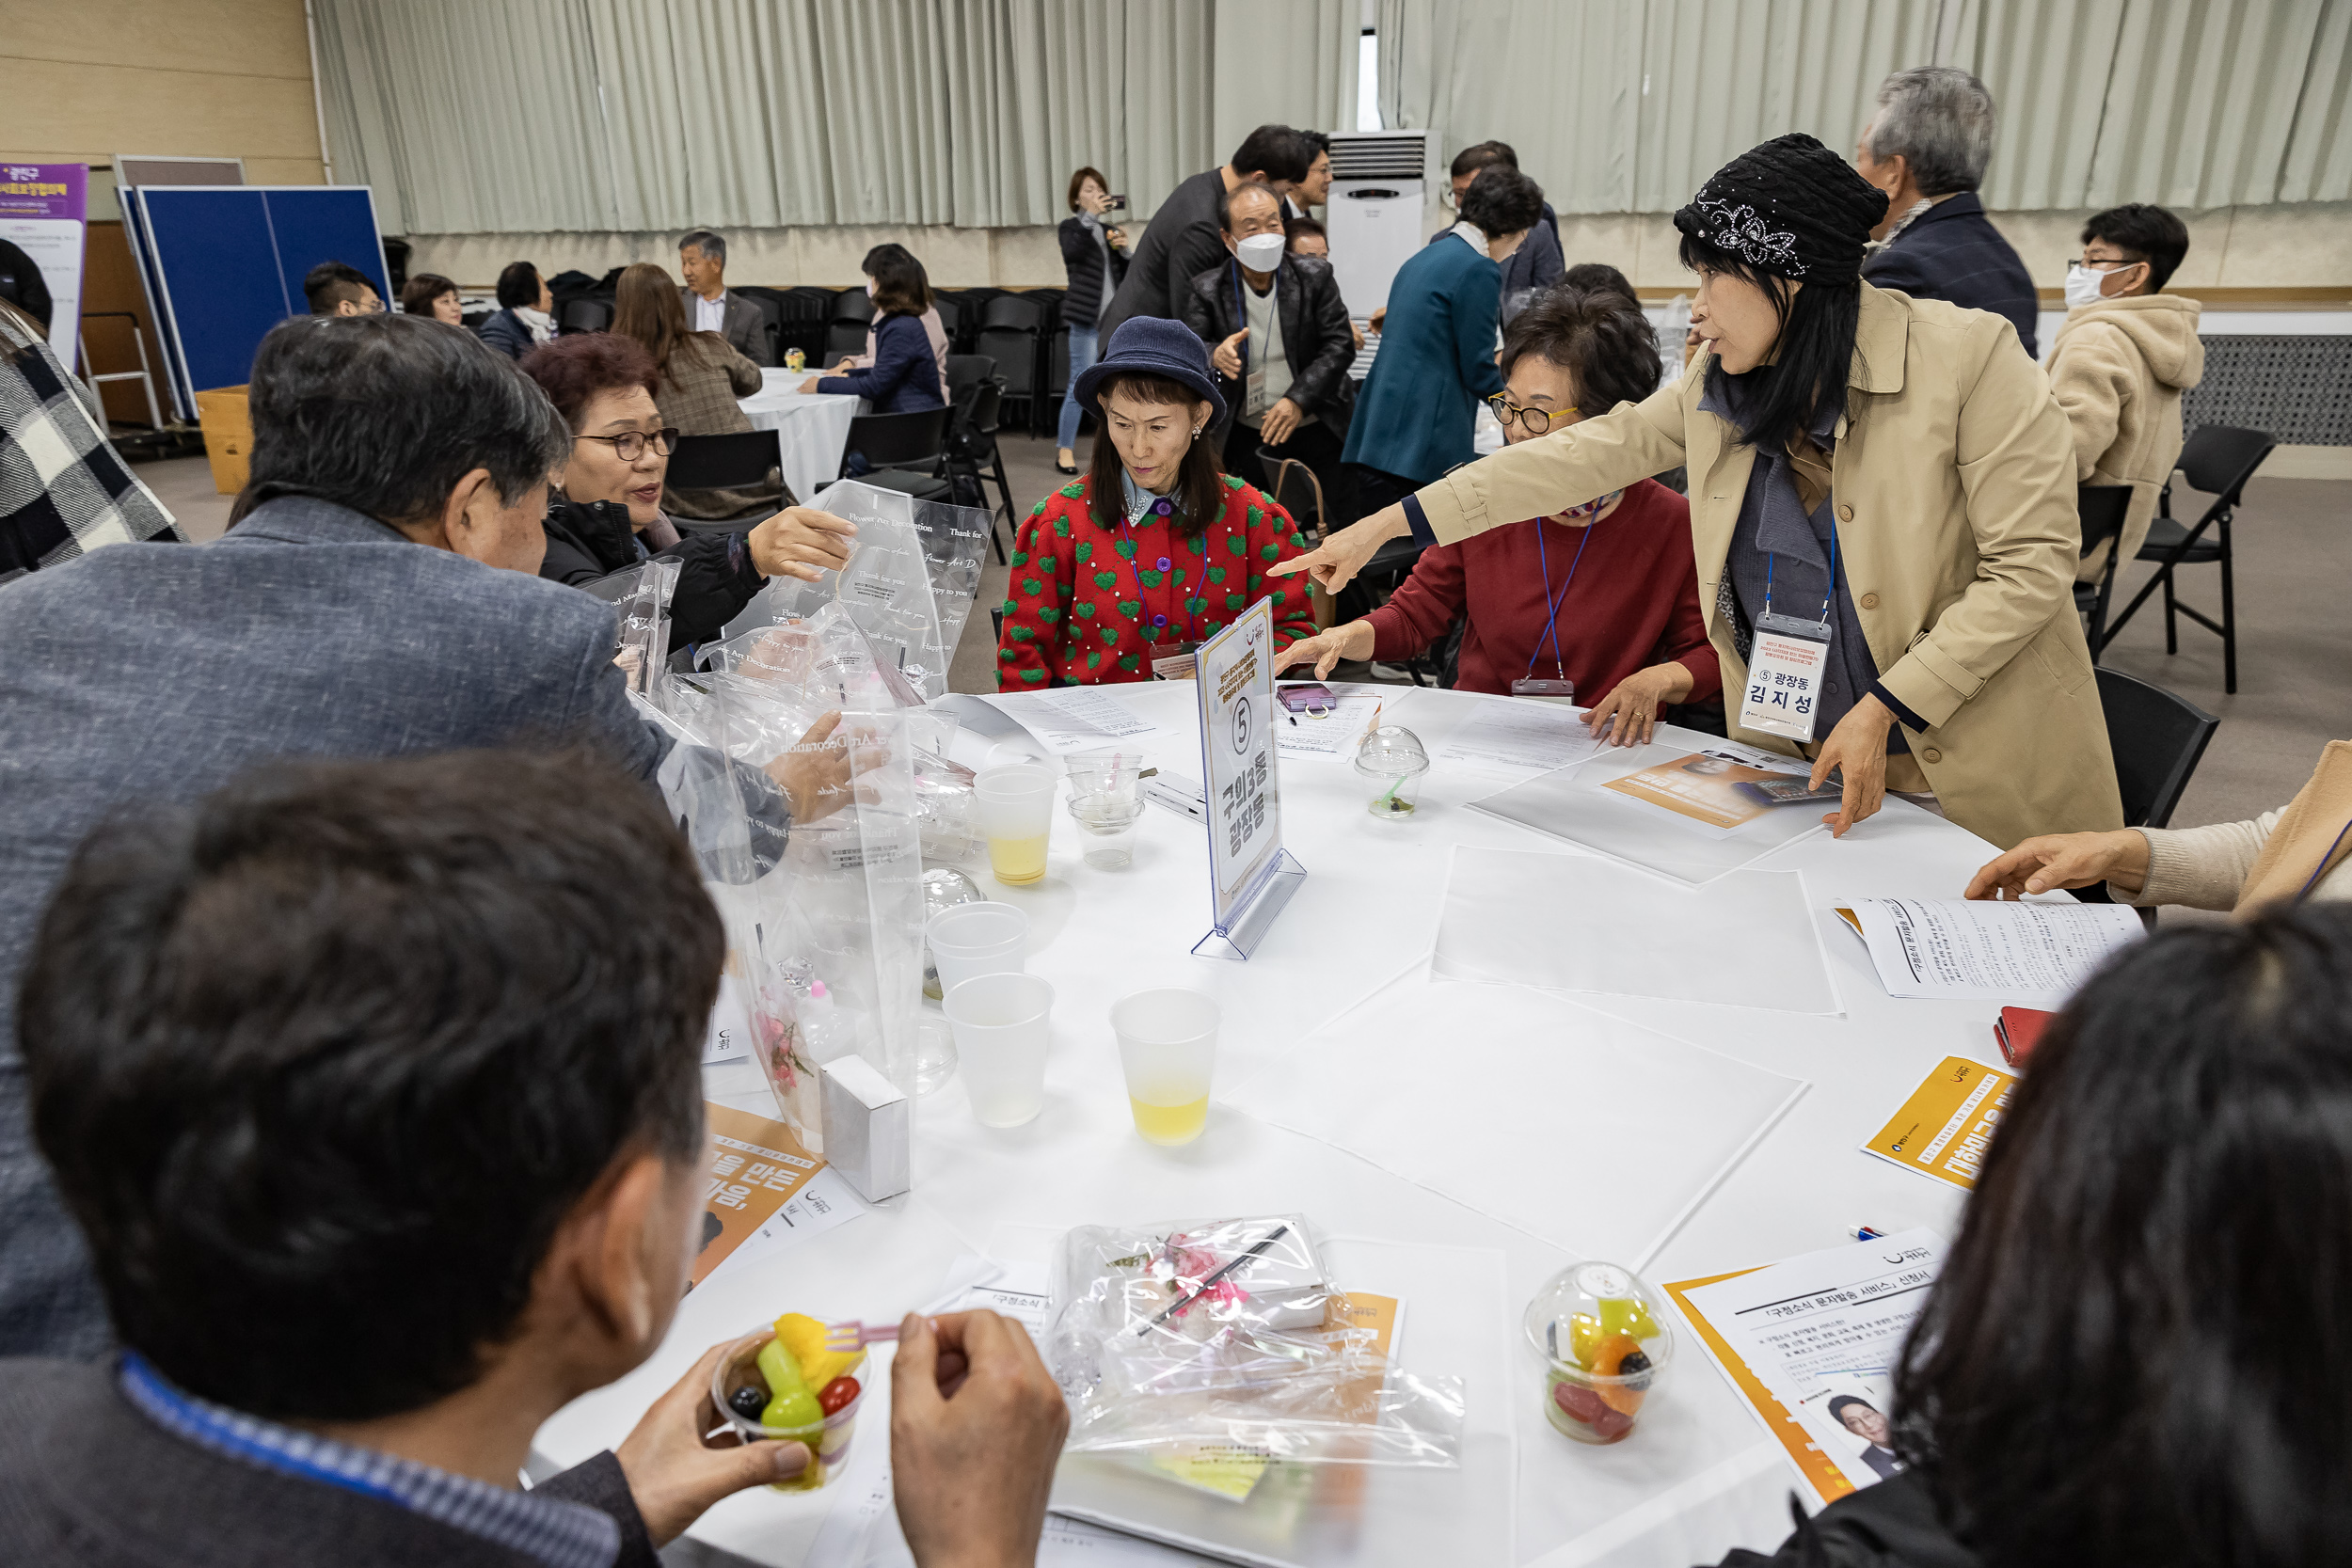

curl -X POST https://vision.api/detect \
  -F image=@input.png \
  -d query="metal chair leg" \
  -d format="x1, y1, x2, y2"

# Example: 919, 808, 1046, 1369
2162, 566, 2178, 654
2219, 514, 2237, 694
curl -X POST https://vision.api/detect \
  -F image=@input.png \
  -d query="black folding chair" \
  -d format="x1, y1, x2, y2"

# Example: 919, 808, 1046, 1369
2098, 666, 2219, 830
825, 287, 877, 361
945, 355, 1017, 561
558, 297, 612, 335
841, 407, 952, 501
1255, 448, 1327, 541
976, 294, 1042, 431
663, 431, 786, 529
932, 296, 961, 341
2099, 424, 2274, 693
731, 285, 786, 365
2073, 483, 2133, 660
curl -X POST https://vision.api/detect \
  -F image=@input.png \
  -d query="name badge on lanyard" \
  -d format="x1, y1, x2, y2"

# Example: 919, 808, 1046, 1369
1236, 266, 1272, 422
1739, 528, 1838, 745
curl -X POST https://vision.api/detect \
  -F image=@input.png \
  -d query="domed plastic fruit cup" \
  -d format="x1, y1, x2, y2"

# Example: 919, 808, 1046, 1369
1354, 724, 1432, 820
1522, 1260, 1675, 1446
711, 1328, 871, 1491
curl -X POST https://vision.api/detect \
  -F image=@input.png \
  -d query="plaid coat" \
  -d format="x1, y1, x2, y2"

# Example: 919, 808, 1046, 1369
0, 303, 181, 577
654, 332, 784, 520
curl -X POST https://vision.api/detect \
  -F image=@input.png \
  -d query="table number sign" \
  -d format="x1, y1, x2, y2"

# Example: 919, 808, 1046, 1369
1191, 596, 1306, 959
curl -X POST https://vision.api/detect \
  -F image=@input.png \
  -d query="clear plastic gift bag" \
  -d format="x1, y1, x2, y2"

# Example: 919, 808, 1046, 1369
580, 556, 681, 694
719, 481, 990, 699
1045, 1215, 1466, 1467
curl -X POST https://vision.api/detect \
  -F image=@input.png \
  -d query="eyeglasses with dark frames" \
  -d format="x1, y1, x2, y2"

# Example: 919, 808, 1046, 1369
573, 428, 680, 462
1486, 395, 1574, 436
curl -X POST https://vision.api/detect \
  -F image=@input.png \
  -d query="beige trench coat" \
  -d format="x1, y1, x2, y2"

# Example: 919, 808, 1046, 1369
1412, 283, 2123, 849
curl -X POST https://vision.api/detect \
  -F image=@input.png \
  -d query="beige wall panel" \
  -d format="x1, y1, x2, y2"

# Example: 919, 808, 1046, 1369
2212, 202, 2352, 289
0, 58, 321, 163
1549, 214, 1647, 283
0, 0, 311, 77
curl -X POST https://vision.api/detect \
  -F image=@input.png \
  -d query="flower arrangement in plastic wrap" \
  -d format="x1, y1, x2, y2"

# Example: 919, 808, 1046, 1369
1044, 1214, 1465, 1468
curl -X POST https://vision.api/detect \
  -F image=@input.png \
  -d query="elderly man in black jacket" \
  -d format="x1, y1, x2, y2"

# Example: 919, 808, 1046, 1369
1182, 182, 1355, 531
1854, 66, 2041, 356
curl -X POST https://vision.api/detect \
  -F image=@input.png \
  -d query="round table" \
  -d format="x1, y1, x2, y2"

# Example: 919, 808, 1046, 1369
535, 683, 2009, 1568
738, 369, 863, 504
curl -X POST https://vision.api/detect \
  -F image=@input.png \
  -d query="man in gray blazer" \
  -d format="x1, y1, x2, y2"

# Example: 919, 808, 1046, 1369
678, 228, 775, 365
0, 313, 835, 1360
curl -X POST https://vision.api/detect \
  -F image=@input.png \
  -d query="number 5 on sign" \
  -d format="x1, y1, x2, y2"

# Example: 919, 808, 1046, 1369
1191, 597, 1306, 959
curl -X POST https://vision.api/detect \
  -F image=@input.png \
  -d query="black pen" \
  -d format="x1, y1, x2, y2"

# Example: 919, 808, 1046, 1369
1138, 1223, 1292, 1335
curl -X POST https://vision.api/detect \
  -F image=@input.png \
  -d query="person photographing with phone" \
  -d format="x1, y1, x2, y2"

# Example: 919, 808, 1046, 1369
1057, 167, 1131, 474
1276, 135, 2122, 849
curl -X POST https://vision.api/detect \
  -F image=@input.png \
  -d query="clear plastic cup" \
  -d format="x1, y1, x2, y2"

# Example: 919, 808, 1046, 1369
975, 764, 1056, 885
913, 1014, 957, 1096
1110, 988, 1219, 1147
1067, 794, 1142, 868
925, 901, 1027, 996
1522, 1260, 1675, 1445
943, 972, 1055, 1127
710, 1329, 871, 1490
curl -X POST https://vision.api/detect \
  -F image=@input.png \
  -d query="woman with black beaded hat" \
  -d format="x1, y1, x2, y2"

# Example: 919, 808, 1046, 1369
1276, 134, 2122, 852
995, 317, 1315, 688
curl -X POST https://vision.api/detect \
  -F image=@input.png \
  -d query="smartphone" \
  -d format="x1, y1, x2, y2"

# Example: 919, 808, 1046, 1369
1733, 778, 1846, 807
1278, 683, 1337, 713
1105, 194, 1129, 210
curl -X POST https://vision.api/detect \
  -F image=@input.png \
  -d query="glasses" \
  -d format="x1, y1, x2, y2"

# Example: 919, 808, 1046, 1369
574, 428, 679, 462
1486, 396, 1574, 435
2069, 256, 2143, 272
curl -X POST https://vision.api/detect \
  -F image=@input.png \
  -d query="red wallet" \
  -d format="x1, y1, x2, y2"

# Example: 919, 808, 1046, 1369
1994, 1006, 2055, 1066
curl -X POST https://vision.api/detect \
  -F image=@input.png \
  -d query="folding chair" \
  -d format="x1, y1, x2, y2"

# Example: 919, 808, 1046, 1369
841, 407, 952, 501
2099, 424, 2274, 693
664, 431, 786, 529
2073, 483, 2133, 660
2097, 666, 2218, 830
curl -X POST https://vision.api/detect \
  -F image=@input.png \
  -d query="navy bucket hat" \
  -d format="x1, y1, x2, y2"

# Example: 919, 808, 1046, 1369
1073, 316, 1228, 425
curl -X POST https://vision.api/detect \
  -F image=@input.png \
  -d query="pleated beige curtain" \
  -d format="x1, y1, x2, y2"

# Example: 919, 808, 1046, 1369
1370, 0, 2351, 214
317, 0, 1357, 233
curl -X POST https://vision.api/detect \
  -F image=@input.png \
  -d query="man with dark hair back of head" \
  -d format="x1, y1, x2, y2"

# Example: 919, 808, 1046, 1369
1561, 262, 1636, 302
676, 228, 774, 366
1854, 66, 2040, 355
478, 260, 555, 359
303, 259, 382, 316
1099, 124, 1311, 340
0, 312, 849, 1363
0, 748, 1070, 1566
2043, 201, 2203, 579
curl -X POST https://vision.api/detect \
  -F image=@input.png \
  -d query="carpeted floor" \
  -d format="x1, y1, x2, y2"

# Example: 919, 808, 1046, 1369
136, 432, 2348, 876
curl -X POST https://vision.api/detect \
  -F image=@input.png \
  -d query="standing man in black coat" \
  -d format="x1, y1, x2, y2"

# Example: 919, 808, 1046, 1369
1099, 124, 1312, 342
1855, 67, 2041, 357
1181, 182, 1355, 530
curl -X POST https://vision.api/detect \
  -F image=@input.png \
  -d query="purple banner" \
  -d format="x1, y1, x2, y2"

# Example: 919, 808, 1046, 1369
0, 162, 88, 372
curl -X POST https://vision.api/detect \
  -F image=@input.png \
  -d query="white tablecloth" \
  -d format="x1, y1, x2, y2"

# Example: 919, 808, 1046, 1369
738, 369, 862, 504
534, 683, 2012, 1568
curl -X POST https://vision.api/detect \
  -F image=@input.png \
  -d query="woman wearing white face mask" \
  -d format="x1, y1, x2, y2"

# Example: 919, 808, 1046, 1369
1179, 181, 1356, 501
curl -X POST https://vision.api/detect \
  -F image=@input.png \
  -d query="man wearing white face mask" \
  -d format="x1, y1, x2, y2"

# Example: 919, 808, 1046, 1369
2048, 203, 2203, 581
1180, 181, 1355, 509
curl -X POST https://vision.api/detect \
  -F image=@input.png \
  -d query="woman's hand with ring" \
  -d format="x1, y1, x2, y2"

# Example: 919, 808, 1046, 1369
1582, 661, 1694, 747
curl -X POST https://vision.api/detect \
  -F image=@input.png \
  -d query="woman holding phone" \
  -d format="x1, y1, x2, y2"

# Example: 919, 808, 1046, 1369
1275, 134, 2121, 850
1056, 167, 1130, 474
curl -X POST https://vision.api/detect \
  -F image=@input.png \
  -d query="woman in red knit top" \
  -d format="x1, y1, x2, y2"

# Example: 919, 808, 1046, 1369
1276, 286, 1719, 744
996, 317, 1314, 689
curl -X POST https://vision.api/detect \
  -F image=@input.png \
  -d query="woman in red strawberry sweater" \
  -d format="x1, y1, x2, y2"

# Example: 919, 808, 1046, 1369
996, 317, 1315, 689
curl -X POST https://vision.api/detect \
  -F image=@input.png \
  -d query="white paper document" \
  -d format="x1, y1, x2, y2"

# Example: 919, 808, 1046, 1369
1677, 1228, 1945, 1500
1276, 694, 1382, 757
1434, 847, 1843, 1015
1224, 975, 1806, 1268
1843, 897, 2145, 1006
1434, 696, 1607, 772
984, 688, 1159, 752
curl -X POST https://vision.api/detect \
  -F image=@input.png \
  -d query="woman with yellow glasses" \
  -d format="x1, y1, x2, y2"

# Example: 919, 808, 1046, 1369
1276, 285, 1719, 744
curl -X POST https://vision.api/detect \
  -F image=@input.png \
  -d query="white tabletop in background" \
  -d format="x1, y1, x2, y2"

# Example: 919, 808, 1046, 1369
738, 370, 864, 504
534, 683, 2007, 1568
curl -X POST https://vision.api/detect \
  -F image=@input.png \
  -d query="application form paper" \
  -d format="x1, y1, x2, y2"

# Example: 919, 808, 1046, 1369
983, 687, 1159, 752
1275, 694, 1383, 757
1841, 896, 2145, 1006
1432, 696, 1607, 772
1667, 1227, 1946, 1507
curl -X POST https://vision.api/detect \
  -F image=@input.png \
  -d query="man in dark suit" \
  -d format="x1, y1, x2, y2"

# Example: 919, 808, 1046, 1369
0, 312, 847, 1361
0, 747, 1070, 1565
1099, 124, 1312, 342
1855, 66, 2041, 356
678, 228, 775, 365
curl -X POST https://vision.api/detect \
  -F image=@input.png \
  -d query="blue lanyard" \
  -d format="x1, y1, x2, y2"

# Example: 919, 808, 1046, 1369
1529, 518, 1596, 679
121, 1352, 409, 1510
1761, 520, 1838, 627
2296, 817, 2352, 902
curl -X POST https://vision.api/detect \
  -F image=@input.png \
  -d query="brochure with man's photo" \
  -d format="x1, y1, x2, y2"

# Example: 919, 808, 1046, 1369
1599, 742, 1821, 838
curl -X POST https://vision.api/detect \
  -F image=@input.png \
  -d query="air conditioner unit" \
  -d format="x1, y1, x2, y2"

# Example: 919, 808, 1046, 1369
1323, 129, 1433, 317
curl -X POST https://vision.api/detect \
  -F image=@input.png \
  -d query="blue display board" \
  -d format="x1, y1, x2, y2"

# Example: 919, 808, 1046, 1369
123, 185, 386, 419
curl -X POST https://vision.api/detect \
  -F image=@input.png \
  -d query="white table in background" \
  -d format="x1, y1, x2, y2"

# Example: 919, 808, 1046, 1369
738, 369, 863, 503
535, 684, 2012, 1568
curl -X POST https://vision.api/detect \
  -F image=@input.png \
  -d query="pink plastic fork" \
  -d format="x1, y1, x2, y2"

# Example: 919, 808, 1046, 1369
824, 1320, 901, 1355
